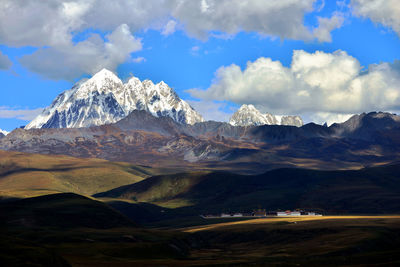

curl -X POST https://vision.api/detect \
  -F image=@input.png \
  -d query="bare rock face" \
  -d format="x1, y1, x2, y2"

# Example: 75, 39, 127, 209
26, 69, 204, 129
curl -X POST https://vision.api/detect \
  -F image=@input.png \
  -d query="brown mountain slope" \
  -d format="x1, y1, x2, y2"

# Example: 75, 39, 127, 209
1, 111, 400, 173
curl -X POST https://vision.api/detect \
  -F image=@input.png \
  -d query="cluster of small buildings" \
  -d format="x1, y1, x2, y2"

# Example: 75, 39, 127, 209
201, 209, 322, 218
276, 210, 321, 216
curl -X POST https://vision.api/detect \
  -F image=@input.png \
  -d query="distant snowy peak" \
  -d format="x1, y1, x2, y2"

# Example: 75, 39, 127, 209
229, 104, 278, 126
229, 104, 303, 127
26, 69, 204, 129
281, 116, 303, 127
0, 129, 9, 136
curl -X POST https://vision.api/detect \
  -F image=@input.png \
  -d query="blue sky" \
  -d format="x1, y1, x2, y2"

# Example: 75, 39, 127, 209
1, 0, 400, 131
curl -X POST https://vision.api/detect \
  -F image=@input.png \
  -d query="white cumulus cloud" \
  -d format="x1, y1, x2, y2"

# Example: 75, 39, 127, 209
0, 0, 341, 45
189, 50, 400, 119
20, 24, 142, 80
351, 0, 400, 36
0, 0, 168, 79
313, 13, 344, 42
172, 0, 330, 41
0, 0, 171, 48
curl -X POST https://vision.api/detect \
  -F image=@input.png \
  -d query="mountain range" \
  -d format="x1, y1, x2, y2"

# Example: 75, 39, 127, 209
1, 69, 400, 174
24, 69, 305, 131
25, 69, 204, 129
2, 109, 400, 174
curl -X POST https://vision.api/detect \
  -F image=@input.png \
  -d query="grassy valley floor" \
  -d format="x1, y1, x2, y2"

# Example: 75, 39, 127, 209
1, 194, 400, 266
2, 215, 400, 266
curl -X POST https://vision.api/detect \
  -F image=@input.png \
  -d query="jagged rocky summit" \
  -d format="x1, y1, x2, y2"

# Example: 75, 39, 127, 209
229, 104, 303, 127
26, 69, 204, 129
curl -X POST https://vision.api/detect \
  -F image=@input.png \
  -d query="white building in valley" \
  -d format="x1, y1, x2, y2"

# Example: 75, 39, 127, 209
277, 210, 302, 216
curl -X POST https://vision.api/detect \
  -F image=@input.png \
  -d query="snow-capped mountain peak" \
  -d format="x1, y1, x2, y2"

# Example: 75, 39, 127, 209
229, 104, 278, 126
26, 69, 204, 129
229, 104, 303, 127
91, 68, 121, 83
0, 129, 9, 136
75, 69, 123, 99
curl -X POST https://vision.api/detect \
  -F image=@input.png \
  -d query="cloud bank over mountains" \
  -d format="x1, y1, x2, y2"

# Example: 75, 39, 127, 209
0, 0, 344, 80
189, 50, 400, 123
0, 0, 398, 81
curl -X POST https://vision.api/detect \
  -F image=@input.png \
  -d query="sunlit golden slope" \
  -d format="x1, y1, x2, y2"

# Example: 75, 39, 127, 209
0, 150, 160, 198
183, 216, 400, 233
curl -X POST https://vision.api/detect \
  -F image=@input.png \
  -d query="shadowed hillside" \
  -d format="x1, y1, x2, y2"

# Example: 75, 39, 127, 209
0, 193, 189, 266
0, 193, 135, 229
96, 163, 400, 215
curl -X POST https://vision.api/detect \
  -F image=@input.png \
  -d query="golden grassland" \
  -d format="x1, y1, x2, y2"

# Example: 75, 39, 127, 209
183, 215, 400, 233
179, 216, 400, 266
0, 150, 157, 198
